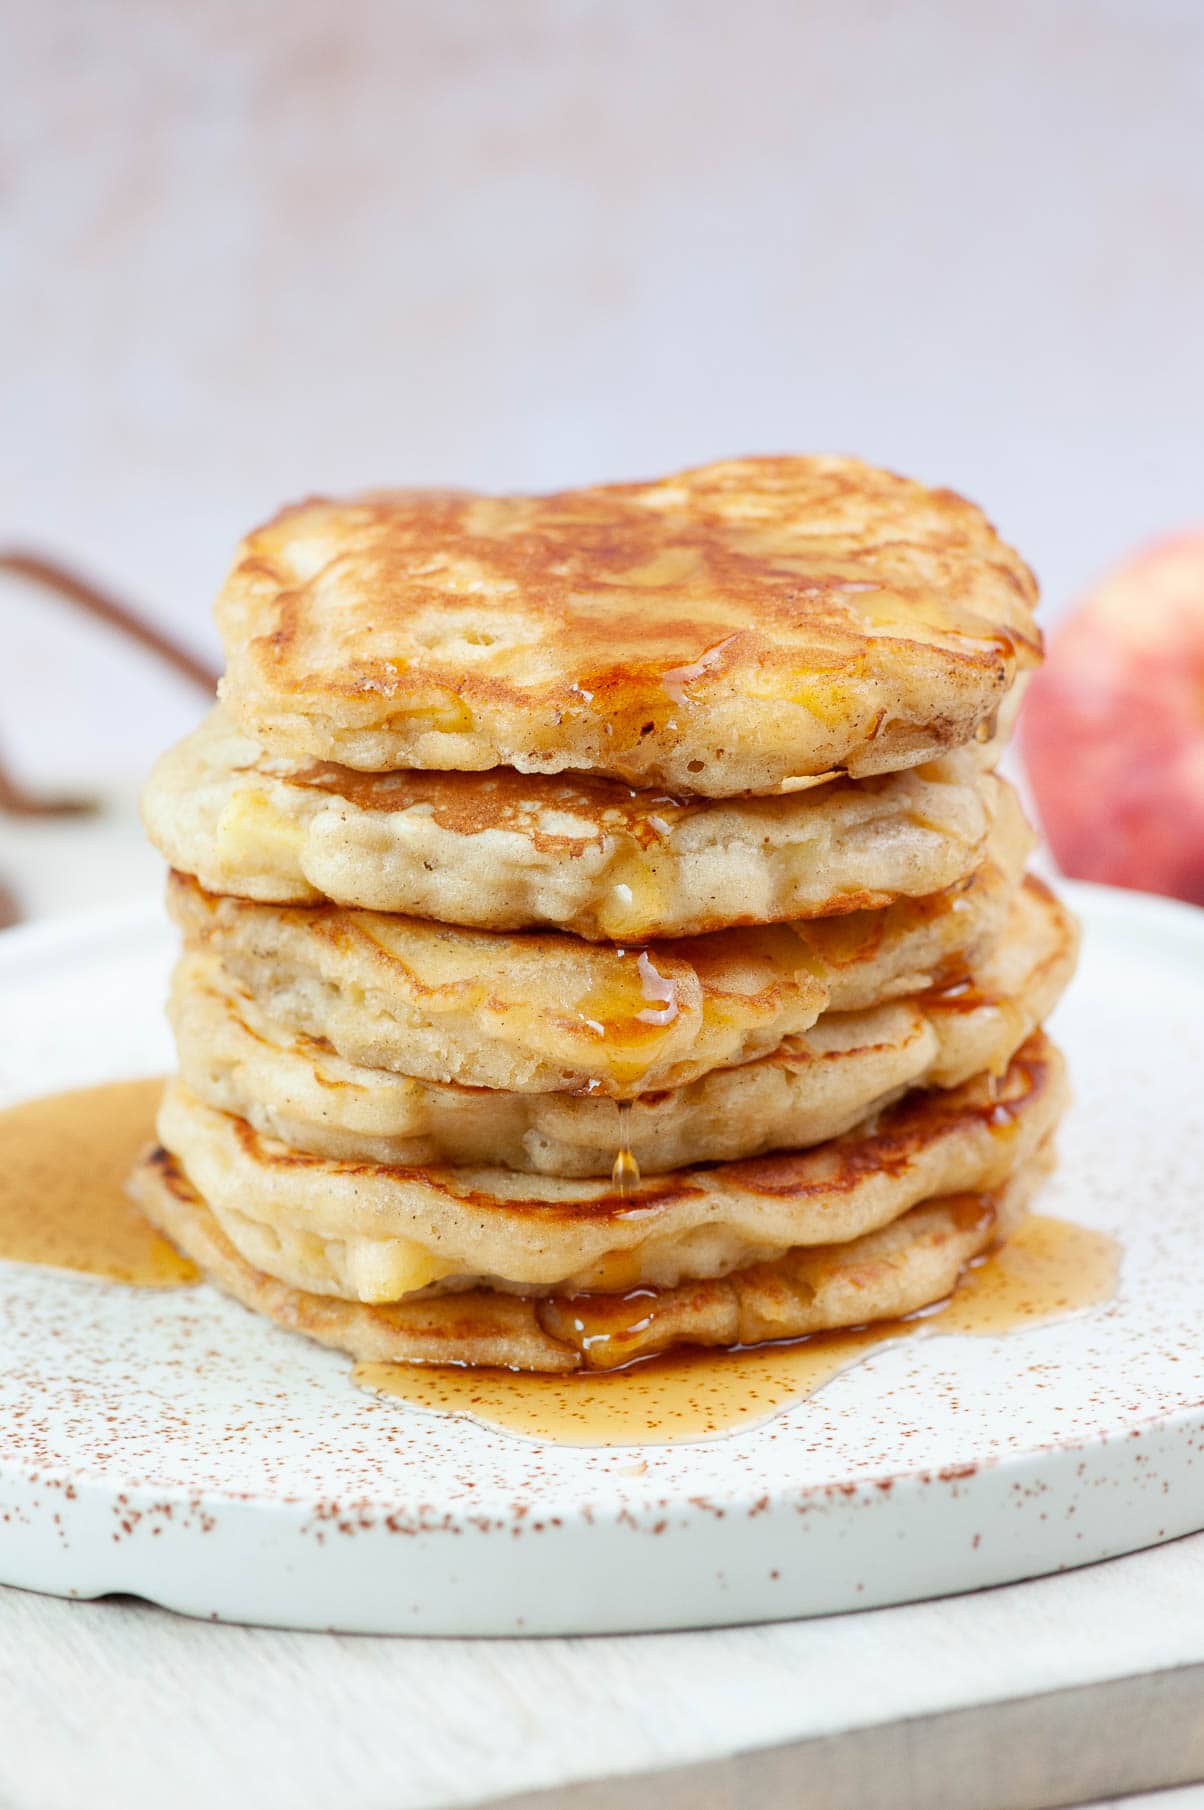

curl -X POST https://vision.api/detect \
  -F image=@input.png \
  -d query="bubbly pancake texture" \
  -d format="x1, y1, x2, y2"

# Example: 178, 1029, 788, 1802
165, 782, 1031, 1098
171, 875, 1076, 1175
143, 709, 999, 939
214, 458, 1041, 794
129, 1139, 1053, 1373
153, 1032, 1066, 1301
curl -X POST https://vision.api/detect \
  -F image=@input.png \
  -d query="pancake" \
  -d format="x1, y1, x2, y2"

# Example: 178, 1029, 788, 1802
152, 1031, 1066, 1301
171, 874, 1076, 1175
214, 457, 1041, 795
165, 782, 1032, 1098
128, 1138, 1054, 1373
142, 707, 999, 940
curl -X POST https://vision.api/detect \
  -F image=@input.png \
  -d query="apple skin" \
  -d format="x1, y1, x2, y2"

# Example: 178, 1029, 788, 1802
1020, 531, 1204, 906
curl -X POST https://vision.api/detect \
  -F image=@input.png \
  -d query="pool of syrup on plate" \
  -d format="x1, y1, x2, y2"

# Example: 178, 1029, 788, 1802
0, 1079, 1119, 1446
352, 1211, 1120, 1446
0, 1078, 196, 1286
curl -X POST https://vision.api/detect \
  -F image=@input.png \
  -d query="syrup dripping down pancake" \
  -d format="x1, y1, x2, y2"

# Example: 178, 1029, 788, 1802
129, 1137, 1058, 1374
170, 875, 1075, 1176
150, 1032, 1067, 1304
164, 784, 1032, 1099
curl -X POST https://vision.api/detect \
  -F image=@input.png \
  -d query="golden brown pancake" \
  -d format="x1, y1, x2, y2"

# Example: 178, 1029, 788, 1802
128, 1139, 1054, 1373
142, 707, 999, 940
170, 874, 1076, 1175
214, 457, 1041, 794
151, 1032, 1066, 1301
164, 784, 1031, 1098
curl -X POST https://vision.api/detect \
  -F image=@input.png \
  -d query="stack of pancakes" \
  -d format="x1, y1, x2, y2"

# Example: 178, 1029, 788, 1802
133, 456, 1076, 1373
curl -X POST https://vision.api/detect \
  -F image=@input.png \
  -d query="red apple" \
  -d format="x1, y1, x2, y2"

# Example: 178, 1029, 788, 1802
1021, 532, 1204, 905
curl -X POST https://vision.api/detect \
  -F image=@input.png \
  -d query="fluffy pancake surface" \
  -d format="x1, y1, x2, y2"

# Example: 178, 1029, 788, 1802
165, 781, 1031, 1097
214, 457, 1040, 794
143, 708, 999, 940
132, 1117, 1056, 1373
152, 1031, 1065, 1304
171, 874, 1075, 1175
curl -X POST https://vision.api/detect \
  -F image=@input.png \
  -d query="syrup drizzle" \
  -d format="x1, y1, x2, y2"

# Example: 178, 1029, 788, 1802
611, 1100, 640, 1196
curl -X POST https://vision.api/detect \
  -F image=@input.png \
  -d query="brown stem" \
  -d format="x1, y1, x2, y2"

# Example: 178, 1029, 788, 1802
0, 549, 219, 693
0, 549, 221, 843
0, 747, 97, 818
0, 875, 20, 931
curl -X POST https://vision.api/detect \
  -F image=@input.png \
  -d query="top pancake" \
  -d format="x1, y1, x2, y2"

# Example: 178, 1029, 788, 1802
215, 457, 1041, 795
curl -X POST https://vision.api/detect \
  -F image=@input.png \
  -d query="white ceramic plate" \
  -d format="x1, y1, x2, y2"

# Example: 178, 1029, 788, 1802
0, 883, 1201, 1635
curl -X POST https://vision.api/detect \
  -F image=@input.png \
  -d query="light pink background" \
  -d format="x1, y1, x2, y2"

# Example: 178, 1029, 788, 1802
4, 0, 1204, 780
